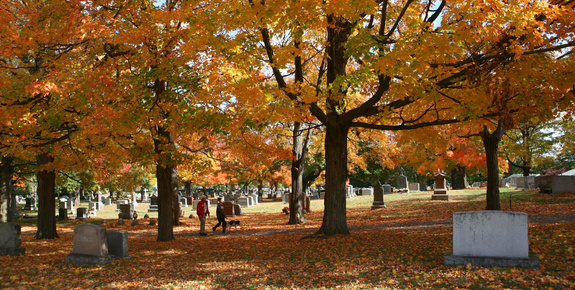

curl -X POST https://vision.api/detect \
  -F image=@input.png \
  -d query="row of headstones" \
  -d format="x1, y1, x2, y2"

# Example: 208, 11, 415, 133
1, 213, 539, 268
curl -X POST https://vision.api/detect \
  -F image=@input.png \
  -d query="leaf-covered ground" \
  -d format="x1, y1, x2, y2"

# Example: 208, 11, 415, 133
2, 189, 574, 289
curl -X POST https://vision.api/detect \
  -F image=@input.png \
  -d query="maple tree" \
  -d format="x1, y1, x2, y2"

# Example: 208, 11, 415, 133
228, 0, 575, 235
0, 0, 104, 237
500, 119, 556, 176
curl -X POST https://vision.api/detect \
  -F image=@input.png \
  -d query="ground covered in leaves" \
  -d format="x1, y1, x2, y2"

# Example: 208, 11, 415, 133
1, 189, 574, 289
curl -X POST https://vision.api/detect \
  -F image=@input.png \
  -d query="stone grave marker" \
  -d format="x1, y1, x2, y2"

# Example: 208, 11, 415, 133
107, 230, 130, 259
76, 207, 88, 220
9, 194, 20, 220
346, 185, 354, 198
119, 203, 134, 219
282, 193, 290, 203
383, 183, 392, 194
141, 188, 150, 203
371, 181, 386, 209
65, 223, 114, 265
362, 188, 374, 196
432, 171, 449, 200
223, 201, 235, 217
250, 194, 259, 205
0, 223, 25, 256
148, 196, 158, 212
179, 196, 188, 207
408, 183, 420, 192
238, 197, 250, 208
419, 182, 428, 191
58, 207, 68, 220
444, 211, 540, 268
24, 197, 37, 211
396, 168, 409, 191
233, 203, 242, 215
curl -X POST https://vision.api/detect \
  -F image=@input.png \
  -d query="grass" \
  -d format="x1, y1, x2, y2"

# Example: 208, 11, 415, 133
2, 188, 574, 289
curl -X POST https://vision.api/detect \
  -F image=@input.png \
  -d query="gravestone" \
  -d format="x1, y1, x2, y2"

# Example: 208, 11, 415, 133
419, 182, 428, 191
24, 197, 37, 211
408, 183, 420, 192
148, 196, 158, 212
282, 193, 290, 203
383, 183, 392, 194
107, 230, 130, 259
88, 201, 98, 212
346, 185, 354, 198
250, 194, 259, 205
0, 223, 25, 256
444, 211, 540, 268
103, 196, 113, 206
116, 199, 129, 211
141, 188, 150, 203
550, 176, 575, 194
247, 195, 255, 206
432, 171, 449, 200
9, 194, 20, 220
396, 168, 408, 191
76, 207, 88, 220
119, 204, 134, 220
238, 197, 250, 208
371, 181, 386, 209
362, 188, 374, 196
233, 204, 242, 215
179, 196, 188, 207
223, 201, 235, 217
65, 223, 115, 265
58, 208, 68, 220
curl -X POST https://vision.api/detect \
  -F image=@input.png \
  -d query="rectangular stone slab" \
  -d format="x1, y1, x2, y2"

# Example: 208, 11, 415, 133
453, 211, 529, 258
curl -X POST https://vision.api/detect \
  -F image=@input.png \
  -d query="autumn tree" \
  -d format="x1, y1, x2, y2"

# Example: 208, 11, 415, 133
228, 0, 575, 235
0, 0, 103, 237
501, 119, 556, 176
83, 0, 249, 241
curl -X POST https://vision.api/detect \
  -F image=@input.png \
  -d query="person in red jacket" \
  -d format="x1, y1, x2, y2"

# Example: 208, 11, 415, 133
197, 196, 210, 236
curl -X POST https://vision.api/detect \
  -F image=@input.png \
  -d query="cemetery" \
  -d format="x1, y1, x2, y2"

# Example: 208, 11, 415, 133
1, 0, 575, 289
1, 187, 574, 289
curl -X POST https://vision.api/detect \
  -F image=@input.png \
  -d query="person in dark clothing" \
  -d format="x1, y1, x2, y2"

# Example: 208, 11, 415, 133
213, 197, 227, 233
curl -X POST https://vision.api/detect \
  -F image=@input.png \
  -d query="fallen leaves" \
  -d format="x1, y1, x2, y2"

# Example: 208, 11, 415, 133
1, 189, 574, 289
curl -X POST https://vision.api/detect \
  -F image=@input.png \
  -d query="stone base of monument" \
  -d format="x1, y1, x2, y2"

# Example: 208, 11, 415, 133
431, 193, 449, 200
444, 253, 540, 268
371, 202, 386, 209
65, 253, 115, 265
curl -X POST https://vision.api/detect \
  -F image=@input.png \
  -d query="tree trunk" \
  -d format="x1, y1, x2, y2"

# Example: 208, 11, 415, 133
450, 165, 468, 190
480, 123, 505, 210
289, 122, 306, 224
184, 181, 191, 197
0, 156, 14, 223
522, 166, 531, 177
35, 153, 58, 239
257, 180, 263, 199
316, 122, 350, 236
154, 125, 179, 241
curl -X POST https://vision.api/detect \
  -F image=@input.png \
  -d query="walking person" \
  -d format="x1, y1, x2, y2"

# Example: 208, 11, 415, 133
197, 196, 210, 236
213, 197, 227, 233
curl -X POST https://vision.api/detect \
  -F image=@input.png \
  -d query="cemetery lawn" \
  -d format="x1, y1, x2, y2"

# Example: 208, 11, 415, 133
2, 189, 574, 289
